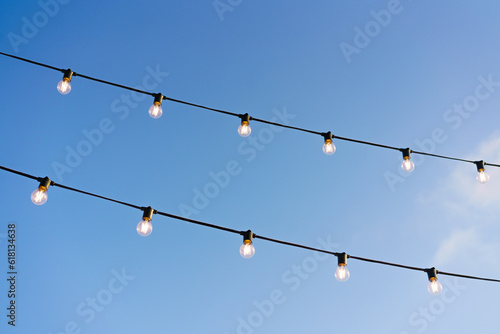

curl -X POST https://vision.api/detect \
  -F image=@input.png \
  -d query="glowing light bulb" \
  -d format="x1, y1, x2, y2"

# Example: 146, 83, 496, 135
137, 206, 154, 237
148, 94, 164, 119
238, 121, 251, 137
31, 187, 48, 205
148, 103, 163, 119
31, 177, 51, 205
335, 264, 350, 282
475, 161, 489, 184
240, 241, 255, 259
57, 69, 73, 95
477, 170, 489, 184
400, 148, 414, 173
57, 79, 72, 95
401, 157, 415, 173
334, 253, 350, 282
322, 139, 336, 155
240, 230, 255, 259
136, 219, 153, 237
427, 278, 443, 295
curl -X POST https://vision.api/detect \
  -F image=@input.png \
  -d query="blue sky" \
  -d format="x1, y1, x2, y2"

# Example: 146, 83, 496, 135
1, 1, 500, 333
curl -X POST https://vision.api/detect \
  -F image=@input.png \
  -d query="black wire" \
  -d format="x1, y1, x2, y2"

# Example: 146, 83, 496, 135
0, 52, 62, 72
74, 73, 154, 96
1, 164, 499, 285
254, 234, 340, 256
348, 255, 425, 272
155, 210, 241, 234
410, 150, 475, 163
0, 165, 41, 181
1, 51, 497, 169
52, 182, 142, 210
437, 270, 500, 283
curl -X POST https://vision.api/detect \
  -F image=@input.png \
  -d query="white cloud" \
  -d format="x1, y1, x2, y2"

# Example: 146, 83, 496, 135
416, 133, 500, 271
432, 228, 500, 269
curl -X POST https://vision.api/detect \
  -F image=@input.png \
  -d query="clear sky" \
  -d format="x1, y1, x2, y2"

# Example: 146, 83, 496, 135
1, 1, 500, 333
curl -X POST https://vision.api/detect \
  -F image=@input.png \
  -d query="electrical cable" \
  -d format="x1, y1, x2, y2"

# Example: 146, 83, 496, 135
1, 51, 498, 169
2, 164, 499, 284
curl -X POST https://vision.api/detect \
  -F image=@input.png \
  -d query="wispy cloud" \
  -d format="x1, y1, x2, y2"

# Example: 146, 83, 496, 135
417, 133, 500, 271
432, 228, 500, 269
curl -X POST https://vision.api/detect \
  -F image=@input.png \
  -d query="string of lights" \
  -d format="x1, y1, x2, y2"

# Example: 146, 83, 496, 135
1, 51, 499, 183
1, 164, 499, 296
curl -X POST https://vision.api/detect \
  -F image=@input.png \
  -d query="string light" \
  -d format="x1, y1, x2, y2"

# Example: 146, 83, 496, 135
238, 113, 251, 137
149, 94, 164, 119
137, 206, 154, 237
475, 160, 489, 184
426, 267, 443, 295
239, 230, 255, 259
322, 131, 336, 155
400, 148, 415, 173
1, 165, 499, 293
31, 176, 51, 205
334, 252, 350, 282
1, 52, 499, 177
57, 69, 73, 95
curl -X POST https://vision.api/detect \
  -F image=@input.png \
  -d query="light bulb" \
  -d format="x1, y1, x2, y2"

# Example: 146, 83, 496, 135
322, 139, 336, 155
334, 264, 350, 282
477, 170, 489, 184
427, 278, 443, 295
57, 78, 71, 95
57, 69, 73, 95
31, 187, 48, 205
401, 158, 415, 173
238, 121, 251, 137
136, 219, 153, 237
239, 241, 255, 259
31, 177, 51, 205
148, 103, 163, 119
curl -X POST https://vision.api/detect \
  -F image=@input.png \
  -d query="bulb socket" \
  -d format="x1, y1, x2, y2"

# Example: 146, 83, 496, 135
475, 160, 485, 172
242, 229, 254, 244
153, 93, 163, 106
62, 69, 73, 82
38, 176, 51, 191
337, 252, 347, 266
426, 267, 438, 281
401, 148, 411, 160
239, 113, 250, 123
142, 206, 154, 221
322, 131, 333, 142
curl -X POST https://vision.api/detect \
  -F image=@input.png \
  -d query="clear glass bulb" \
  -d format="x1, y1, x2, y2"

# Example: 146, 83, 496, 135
401, 158, 415, 173
334, 264, 350, 282
476, 170, 489, 184
148, 103, 163, 119
427, 278, 443, 295
239, 242, 255, 259
31, 188, 48, 205
136, 219, 153, 237
238, 122, 251, 137
322, 139, 336, 155
57, 79, 71, 95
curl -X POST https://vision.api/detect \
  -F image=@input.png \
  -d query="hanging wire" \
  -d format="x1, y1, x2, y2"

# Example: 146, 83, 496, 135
1, 52, 498, 169
1, 164, 499, 284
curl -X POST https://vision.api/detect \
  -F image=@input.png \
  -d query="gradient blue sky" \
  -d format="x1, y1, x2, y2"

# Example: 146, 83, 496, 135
1, 1, 500, 333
